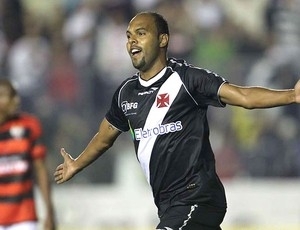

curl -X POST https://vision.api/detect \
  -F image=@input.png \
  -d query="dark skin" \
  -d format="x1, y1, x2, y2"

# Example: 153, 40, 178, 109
54, 12, 300, 184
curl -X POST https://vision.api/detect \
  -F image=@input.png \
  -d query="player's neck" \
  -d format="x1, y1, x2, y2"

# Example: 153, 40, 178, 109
140, 67, 166, 81
140, 57, 167, 81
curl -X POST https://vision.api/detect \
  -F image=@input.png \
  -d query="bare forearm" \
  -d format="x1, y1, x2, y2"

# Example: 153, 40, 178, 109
34, 160, 55, 217
220, 83, 296, 109
241, 87, 295, 109
73, 132, 112, 172
54, 118, 121, 184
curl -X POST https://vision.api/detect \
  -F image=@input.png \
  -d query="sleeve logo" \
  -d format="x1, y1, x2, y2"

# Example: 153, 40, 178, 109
121, 101, 138, 113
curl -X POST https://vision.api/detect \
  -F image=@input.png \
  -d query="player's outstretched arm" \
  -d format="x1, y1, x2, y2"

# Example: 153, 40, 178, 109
219, 80, 300, 109
54, 118, 121, 184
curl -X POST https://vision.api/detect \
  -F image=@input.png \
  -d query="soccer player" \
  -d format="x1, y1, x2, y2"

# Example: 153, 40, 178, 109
0, 79, 56, 230
54, 12, 300, 230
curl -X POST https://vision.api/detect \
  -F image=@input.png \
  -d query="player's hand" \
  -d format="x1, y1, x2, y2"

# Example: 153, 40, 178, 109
295, 79, 300, 104
54, 148, 76, 184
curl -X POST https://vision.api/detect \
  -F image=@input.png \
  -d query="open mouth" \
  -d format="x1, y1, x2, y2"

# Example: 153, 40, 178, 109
131, 48, 141, 57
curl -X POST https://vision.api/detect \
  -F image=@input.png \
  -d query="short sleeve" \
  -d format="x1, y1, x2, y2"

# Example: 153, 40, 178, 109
184, 67, 227, 107
105, 88, 130, 132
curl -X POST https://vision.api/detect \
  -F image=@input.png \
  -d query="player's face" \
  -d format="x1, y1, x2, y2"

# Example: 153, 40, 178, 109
126, 14, 161, 72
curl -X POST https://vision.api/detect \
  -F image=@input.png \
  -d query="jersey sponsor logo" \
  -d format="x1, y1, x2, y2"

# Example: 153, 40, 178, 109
0, 157, 29, 176
156, 93, 169, 108
134, 121, 182, 140
138, 87, 158, 96
121, 101, 138, 114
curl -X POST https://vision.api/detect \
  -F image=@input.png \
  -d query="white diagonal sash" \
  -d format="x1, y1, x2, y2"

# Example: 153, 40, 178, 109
136, 72, 182, 183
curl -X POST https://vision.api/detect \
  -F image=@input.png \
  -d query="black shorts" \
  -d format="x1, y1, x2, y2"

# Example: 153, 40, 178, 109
156, 204, 226, 230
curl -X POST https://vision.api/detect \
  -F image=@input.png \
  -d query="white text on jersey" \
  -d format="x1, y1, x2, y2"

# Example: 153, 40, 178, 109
134, 121, 182, 140
121, 101, 138, 113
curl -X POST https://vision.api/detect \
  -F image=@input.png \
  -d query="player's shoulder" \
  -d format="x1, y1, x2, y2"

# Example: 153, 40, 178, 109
168, 57, 213, 74
167, 57, 200, 78
8, 113, 42, 137
122, 74, 139, 84
168, 57, 190, 69
17, 112, 41, 126
167, 57, 199, 77
117, 74, 139, 91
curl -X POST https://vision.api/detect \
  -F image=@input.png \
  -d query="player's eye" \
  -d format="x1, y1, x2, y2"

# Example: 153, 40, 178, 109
138, 31, 146, 36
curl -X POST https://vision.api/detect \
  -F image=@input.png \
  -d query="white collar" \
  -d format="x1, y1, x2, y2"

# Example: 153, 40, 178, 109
139, 67, 167, 87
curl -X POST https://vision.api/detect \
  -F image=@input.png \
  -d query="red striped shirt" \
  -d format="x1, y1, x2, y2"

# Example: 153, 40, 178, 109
0, 113, 46, 225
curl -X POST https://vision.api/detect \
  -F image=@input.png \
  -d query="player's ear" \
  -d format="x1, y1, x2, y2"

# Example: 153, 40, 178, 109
159, 34, 169, 48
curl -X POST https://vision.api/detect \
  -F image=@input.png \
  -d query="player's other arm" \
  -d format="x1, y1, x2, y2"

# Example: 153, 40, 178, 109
54, 118, 121, 184
34, 158, 56, 230
219, 80, 300, 109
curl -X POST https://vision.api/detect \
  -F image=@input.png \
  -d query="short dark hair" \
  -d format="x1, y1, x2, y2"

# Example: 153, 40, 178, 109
0, 79, 17, 97
138, 12, 169, 36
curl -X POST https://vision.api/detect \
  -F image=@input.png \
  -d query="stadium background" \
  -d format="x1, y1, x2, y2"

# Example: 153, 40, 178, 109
0, 0, 300, 229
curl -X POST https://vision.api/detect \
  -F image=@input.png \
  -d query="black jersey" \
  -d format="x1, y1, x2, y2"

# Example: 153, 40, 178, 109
106, 58, 227, 216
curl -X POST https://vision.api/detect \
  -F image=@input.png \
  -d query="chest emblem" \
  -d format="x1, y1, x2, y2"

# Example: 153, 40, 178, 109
156, 93, 169, 108
9, 126, 25, 139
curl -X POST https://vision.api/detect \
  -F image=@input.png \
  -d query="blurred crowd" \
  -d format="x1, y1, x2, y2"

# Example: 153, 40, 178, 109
0, 0, 300, 183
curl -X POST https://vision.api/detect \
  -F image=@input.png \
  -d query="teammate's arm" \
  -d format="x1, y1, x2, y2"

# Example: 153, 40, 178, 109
219, 80, 300, 109
54, 118, 121, 184
34, 158, 56, 230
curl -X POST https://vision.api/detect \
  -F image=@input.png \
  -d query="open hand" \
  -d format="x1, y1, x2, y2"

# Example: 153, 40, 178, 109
54, 148, 76, 184
295, 79, 300, 104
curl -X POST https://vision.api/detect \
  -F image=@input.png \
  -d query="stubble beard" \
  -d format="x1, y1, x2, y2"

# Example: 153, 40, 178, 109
132, 56, 146, 71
